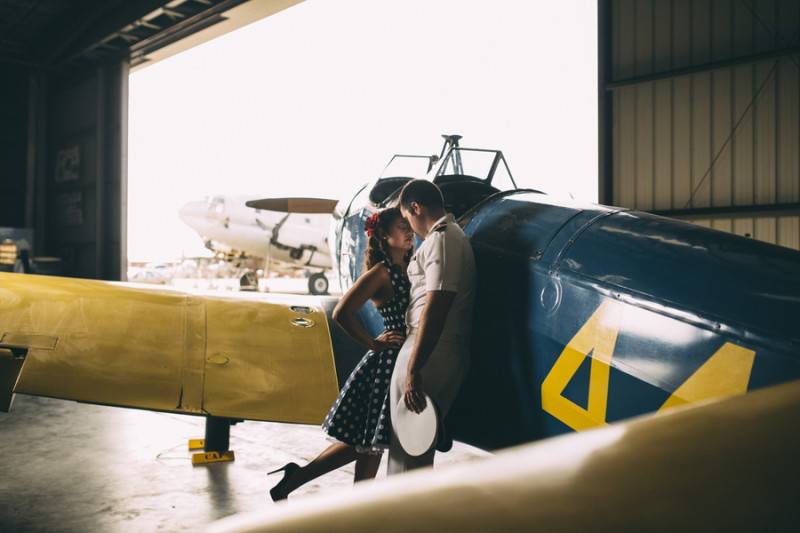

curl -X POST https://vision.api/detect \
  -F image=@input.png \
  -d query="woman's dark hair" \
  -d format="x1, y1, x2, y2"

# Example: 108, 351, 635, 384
399, 179, 444, 210
364, 207, 412, 270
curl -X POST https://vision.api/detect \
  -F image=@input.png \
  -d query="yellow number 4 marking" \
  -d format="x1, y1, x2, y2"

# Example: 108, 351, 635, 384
541, 301, 621, 431
658, 342, 755, 412
541, 299, 757, 430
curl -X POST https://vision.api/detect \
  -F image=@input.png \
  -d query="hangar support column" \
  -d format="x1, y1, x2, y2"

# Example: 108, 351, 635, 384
598, 0, 614, 205
46, 61, 129, 280
27, 71, 48, 258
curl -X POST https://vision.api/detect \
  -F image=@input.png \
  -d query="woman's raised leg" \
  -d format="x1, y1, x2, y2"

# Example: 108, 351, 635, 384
270, 441, 359, 499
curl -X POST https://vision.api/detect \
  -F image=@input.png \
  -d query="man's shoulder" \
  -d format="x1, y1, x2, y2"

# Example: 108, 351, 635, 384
420, 221, 469, 253
429, 221, 448, 234
443, 221, 471, 246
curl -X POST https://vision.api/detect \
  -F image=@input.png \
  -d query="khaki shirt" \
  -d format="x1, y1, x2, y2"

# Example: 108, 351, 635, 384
405, 213, 476, 341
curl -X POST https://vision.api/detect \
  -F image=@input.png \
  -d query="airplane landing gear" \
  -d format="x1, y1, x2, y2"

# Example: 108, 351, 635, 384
190, 416, 241, 465
205, 416, 232, 452
308, 272, 329, 295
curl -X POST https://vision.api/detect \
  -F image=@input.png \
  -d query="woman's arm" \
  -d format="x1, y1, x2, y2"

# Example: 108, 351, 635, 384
332, 264, 397, 350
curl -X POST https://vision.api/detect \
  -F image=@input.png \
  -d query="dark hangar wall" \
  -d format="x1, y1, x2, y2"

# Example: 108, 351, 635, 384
0, 62, 126, 280
47, 65, 128, 279
0, 0, 144, 280
600, 0, 800, 250
0, 0, 298, 280
0, 64, 28, 229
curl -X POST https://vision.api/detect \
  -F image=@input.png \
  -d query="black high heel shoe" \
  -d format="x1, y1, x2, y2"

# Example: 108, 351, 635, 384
267, 462, 300, 502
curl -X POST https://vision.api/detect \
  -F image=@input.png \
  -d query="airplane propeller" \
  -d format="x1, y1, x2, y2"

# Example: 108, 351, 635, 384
245, 197, 338, 214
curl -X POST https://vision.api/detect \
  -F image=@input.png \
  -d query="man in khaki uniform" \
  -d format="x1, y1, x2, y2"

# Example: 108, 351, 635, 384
389, 179, 476, 474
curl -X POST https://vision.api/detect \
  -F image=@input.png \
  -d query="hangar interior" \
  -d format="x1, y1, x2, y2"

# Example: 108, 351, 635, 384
1, 0, 799, 530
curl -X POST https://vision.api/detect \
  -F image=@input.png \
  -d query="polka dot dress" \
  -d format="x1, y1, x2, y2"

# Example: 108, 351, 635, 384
321, 259, 411, 454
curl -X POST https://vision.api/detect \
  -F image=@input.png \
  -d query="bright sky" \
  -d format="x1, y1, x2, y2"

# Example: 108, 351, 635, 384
128, 0, 597, 262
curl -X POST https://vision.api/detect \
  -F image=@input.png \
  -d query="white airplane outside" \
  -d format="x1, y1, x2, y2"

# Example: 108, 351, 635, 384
179, 195, 333, 294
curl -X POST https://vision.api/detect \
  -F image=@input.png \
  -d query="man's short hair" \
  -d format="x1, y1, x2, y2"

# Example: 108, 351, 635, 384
399, 180, 444, 210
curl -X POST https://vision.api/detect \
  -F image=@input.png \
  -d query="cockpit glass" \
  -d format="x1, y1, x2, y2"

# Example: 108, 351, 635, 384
490, 160, 516, 192
379, 154, 435, 180
426, 148, 516, 191
206, 195, 225, 214
439, 149, 495, 179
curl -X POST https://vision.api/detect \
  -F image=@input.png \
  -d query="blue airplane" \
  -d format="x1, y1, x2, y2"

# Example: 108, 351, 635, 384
322, 134, 800, 450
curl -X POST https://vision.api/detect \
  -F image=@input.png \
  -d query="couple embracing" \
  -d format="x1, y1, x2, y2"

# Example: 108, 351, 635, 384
269, 179, 476, 500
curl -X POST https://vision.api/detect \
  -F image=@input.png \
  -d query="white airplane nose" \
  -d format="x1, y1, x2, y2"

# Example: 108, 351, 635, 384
179, 201, 205, 225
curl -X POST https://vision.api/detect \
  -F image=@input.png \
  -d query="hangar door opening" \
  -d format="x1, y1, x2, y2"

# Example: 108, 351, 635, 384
127, 0, 598, 287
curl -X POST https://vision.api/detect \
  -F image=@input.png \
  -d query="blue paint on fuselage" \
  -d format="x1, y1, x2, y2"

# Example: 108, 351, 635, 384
336, 185, 800, 451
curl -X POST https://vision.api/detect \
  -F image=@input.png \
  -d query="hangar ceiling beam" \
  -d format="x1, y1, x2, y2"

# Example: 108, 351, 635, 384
161, 7, 189, 19
45, 0, 171, 66
607, 45, 800, 89
0, 1, 303, 69
129, 0, 249, 67
651, 203, 800, 220
39, 0, 129, 65
24, 1, 242, 68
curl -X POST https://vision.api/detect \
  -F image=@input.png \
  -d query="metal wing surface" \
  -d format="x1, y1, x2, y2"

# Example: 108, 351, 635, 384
0, 272, 353, 425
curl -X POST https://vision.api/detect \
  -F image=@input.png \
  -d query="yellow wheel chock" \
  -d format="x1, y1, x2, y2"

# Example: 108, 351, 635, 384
192, 450, 235, 466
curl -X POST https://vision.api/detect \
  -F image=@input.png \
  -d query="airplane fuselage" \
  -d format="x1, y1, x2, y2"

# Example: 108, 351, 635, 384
336, 188, 800, 450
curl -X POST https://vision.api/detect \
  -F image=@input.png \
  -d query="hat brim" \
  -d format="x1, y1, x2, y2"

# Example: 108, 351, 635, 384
392, 393, 438, 457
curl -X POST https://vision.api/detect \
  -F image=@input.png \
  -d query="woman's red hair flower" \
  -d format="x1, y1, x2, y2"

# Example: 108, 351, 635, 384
364, 212, 380, 237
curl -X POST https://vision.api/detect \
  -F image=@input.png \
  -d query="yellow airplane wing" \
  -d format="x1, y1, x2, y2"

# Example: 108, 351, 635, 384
209, 379, 800, 532
0, 272, 339, 424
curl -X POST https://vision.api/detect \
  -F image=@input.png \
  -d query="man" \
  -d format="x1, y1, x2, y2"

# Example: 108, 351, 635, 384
388, 179, 476, 474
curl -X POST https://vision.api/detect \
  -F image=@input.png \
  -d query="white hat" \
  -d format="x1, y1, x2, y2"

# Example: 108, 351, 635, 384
392, 393, 438, 456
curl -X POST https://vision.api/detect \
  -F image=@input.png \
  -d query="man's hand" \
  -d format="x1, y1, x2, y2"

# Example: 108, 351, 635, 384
371, 330, 405, 352
404, 371, 427, 414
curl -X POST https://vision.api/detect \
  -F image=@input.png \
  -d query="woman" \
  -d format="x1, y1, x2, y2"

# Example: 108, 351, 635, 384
268, 207, 414, 501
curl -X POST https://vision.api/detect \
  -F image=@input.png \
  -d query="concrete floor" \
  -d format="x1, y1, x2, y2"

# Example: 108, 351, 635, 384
0, 394, 490, 532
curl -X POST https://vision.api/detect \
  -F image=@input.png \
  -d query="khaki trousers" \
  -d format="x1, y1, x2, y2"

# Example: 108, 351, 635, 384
388, 331, 468, 475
